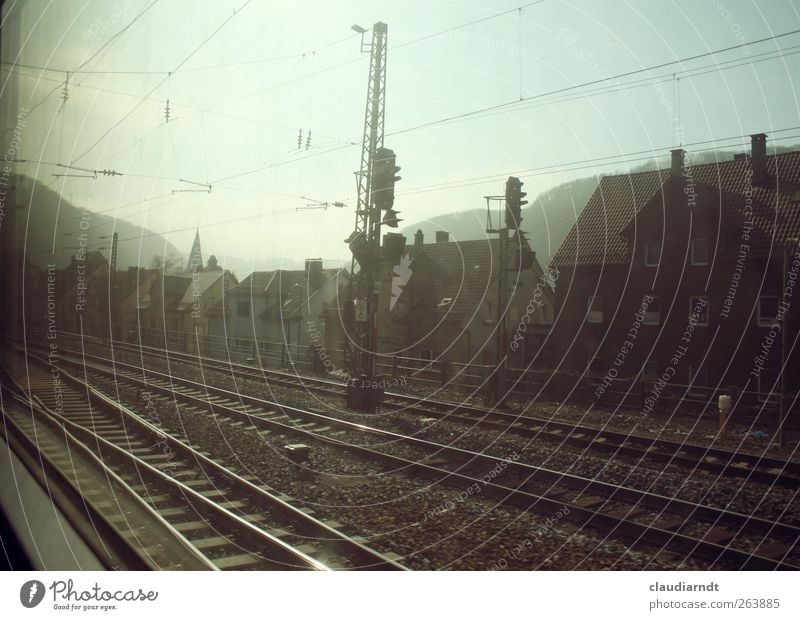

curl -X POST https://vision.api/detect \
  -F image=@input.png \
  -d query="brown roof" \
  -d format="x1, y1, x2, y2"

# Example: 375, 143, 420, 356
552, 151, 800, 266
209, 267, 348, 318
265, 268, 348, 318
414, 234, 534, 316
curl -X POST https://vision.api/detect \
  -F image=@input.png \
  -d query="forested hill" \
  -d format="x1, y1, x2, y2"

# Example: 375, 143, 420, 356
11, 175, 184, 271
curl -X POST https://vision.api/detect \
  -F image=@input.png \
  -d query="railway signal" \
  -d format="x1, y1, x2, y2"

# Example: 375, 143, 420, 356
382, 208, 401, 228
505, 176, 527, 230
372, 147, 401, 210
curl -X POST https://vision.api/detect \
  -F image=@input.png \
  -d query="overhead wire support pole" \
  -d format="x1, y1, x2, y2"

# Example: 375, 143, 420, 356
484, 194, 506, 405
348, 21, 388, 383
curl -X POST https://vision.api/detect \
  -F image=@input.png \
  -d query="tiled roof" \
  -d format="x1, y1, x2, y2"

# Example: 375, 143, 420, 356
175, 271, 231, 311
163, 274, 191, 297
235, 271, 276, 292
414, 234, 533, 317
264, 268, 348, 318
552, 151, 800, 266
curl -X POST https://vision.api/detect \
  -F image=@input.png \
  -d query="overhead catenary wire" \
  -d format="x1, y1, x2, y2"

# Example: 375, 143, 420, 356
13, 37, 800, 208
387, 27, 800, 136
25, 130, 800, 259
202, 34, 800, 187
71, 0, 255, 164
18, 127, 800, 247
8, 6, 800, 249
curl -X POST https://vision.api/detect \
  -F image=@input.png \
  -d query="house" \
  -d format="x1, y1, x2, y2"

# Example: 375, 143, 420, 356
57, 250, 111, 335
322, 229, 555, 370
118, 232, 237, 352
113, 266, 159, 338
549, 133, 800, 401
207, 259, 349, 361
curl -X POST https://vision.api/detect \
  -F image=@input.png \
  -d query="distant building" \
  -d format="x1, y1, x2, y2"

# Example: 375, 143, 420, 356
57, 250, 111, 335
117, 230, 236, 350
550, 133, 800, 398
322, 230, 555, 370
207, 259, 349, 361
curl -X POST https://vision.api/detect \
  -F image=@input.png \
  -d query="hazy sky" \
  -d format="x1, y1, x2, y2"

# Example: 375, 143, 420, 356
2, 0, 799, 271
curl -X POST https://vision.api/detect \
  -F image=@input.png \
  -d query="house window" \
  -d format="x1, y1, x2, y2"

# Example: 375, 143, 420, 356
587, 295, 603, 323
691, 238, 708, 265
644, 361, 659, 382
643, 296, 660, 325
238, 301, 251, 317
419, 349, 434, 361
644, 240, 661, 267
689, 296, 708, 326
483, 300, 494, 323
688, 364, 709, 397
758, 296, 778, 327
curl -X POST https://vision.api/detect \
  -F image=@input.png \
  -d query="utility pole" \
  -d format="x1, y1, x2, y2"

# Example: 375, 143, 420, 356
109, 231, 119, 340
484, 193, 504, 405
779, 237, 798, 448
483, 177, 527, 406
110, 231, 118, 275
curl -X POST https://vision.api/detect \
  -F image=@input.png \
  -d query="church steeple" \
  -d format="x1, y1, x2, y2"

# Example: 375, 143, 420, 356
186, 228, 203, 273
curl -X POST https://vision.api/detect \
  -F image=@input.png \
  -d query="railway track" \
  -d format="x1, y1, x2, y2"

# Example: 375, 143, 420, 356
1, 379, 215, 570
2, 350, 406, 571
33, 343, 800, 569
42, 331, 800, 490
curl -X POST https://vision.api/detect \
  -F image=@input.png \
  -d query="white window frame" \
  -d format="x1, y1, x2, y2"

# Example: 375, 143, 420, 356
644, 240, 660, 267
758, 296, 778, 327
587, 295, 603, 323
689, 296, 708, 326
643, 296, 660, 325
690, 238, 709, 266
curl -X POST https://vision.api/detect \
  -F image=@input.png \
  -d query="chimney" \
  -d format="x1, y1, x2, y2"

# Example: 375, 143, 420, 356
304, 258, 323, 291
414, 229, 424, 249
435, 231, 449, 243
751, 133, 767, 184
670, 148, 685, 176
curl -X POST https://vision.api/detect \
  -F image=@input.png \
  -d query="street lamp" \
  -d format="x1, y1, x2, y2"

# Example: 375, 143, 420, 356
779, 237, 798, 448
351, 24, 369, 52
